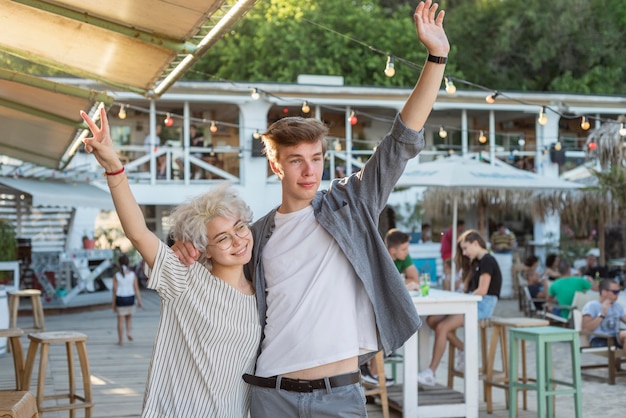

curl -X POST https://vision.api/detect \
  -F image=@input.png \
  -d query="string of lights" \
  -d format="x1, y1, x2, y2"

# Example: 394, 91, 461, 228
109, 18, 626, 149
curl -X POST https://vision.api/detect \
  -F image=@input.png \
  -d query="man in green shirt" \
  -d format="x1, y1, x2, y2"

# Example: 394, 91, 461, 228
548, 261, 595, 318
386, 228, 420, 289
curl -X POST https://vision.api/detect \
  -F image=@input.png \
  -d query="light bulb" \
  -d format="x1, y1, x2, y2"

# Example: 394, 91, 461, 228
251, 88, 260, 100
478, 130, 487, 144
580, 116, 590, 131
118, 105, 127, 120
485, 92, 498, 104
384, 56, 395, 77
164, 113, 174, 127
554, 142, 562, 151
210, 121, 218, 133
588, 141, 597, 151
445, 77, 456, 94
518, 138, 526, 147
439, 126, 447, 139
620, 123, 626, 137
301, 101, 310, 113
348, 111, 358, 126
252, 130, 261, 140
538, 107, 548, 126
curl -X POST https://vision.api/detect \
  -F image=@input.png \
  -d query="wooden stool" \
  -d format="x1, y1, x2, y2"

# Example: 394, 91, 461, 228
447, 319, 491, 390
0, 328, 26, 390
484, 317, 549, 414
8, 290, 45, 332
361, 351, 389, 418
22, 331, 94, 417
0, 391, 39, 418
508, 326, 583, 418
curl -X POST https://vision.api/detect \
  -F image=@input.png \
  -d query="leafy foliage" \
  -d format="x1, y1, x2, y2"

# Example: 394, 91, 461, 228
188, 0, 626, 94
0, 220, 17, 261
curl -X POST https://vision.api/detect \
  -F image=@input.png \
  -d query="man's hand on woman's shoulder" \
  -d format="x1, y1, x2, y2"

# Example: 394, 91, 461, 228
171, 240, 200, 266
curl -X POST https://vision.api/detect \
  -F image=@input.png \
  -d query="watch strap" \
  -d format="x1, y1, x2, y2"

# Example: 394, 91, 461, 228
427, 54, 448, 64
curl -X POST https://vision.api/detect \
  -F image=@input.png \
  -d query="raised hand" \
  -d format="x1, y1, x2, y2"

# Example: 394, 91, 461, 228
413, 0, 450, 57
80, 107, 122, 173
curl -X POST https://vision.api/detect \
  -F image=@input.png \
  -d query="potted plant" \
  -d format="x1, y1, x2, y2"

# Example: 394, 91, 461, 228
0, 220, 17, 261
82, 231, 96, 250
0, 220, 18, 288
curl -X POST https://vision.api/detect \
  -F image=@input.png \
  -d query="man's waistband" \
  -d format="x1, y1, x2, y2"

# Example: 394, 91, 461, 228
243, 371, 361, 393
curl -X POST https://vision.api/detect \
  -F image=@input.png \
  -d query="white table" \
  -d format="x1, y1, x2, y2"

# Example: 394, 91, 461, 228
403, 289, 482, 417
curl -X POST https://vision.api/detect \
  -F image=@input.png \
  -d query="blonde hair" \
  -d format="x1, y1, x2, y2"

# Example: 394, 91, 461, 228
168, 183, 252, 270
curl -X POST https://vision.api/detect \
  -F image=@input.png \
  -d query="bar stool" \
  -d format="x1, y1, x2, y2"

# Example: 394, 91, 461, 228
447, 319, 491, 389
0, 328, 25, 390
483, 317, 549, 414
508, 326, 582, 418
0, 391, 39, 418
22, 331, 94, 417
8, 290, 45, 332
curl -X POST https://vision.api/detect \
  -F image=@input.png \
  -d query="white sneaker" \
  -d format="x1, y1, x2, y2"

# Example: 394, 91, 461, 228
454, 349, 465, 371
418, 368, 436, 386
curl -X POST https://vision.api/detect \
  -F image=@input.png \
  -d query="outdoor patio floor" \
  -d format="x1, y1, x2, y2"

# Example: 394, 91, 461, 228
1, 290, 625, 417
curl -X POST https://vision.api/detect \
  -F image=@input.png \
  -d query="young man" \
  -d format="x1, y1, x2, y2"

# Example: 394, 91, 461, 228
490, 222, 517, 253
174, 1, 450, 415
385, 228, 420, 288
581, 279, 626, 356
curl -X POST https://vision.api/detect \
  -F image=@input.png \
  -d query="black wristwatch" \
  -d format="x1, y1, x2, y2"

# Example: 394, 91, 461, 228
599, 314, 606, 319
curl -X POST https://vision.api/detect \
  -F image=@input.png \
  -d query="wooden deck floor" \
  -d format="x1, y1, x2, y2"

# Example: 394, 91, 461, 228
2, 290, 626, 417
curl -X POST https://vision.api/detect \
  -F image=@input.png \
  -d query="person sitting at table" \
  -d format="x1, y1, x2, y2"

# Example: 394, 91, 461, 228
543, 253, 561, 281
490, 222, 517, 253
524, 255, 548, 304
580, 248, 609, 279
385, 228, 420, 290
547, 261, 596, 319
581, 279, 626, 356
419, 229, 502, 386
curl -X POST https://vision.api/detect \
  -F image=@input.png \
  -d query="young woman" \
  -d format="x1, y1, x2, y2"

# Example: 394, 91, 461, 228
419, 229, 501, 386
112, 253, 142, 345
81, 108, 261, 417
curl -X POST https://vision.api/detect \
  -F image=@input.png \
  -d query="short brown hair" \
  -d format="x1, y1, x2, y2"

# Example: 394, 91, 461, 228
261, 117, 328, 162
385, 228, 410, 249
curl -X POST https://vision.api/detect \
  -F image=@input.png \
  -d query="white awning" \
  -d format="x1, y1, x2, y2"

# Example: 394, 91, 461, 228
0, 178, 113, 210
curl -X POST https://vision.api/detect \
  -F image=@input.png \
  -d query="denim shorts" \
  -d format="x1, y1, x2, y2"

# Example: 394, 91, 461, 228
590, 336, 623, 349
477, 295, 498, 321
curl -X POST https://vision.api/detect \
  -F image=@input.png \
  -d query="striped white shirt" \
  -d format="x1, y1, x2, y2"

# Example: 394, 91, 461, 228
142, 241, 260, 417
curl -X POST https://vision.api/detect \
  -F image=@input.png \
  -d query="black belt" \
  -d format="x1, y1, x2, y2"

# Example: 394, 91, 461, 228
243, 371, 361, 393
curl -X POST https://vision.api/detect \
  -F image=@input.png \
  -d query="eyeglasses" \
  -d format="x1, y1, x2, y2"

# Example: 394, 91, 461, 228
208, 223, 250, 250
608, 289, 621, 295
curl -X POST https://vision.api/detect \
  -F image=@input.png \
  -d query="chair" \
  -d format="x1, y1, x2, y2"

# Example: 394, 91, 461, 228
0, 391, 39, 418
22, 331, 94, 417
8, 289, 45, 332
361, 351, 389, 418
0, 328, 25, 390
516, 271, 528, 312
521, 286, 571, 326
572, 309, 626, 385
447, 319, 491, 391
508, 326, 583, 418
483, 317, 549, 414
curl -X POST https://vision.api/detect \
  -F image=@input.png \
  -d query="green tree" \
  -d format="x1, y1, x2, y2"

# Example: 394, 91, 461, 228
444, 0, 626, 93
188, 0, 626, 94
188, 0, 455, 86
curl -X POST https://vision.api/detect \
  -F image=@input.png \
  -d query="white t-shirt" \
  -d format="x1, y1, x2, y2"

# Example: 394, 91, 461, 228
255, 206, 377, 377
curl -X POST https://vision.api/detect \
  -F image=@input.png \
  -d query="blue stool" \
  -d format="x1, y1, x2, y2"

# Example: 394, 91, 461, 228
508, 326, 582, 418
